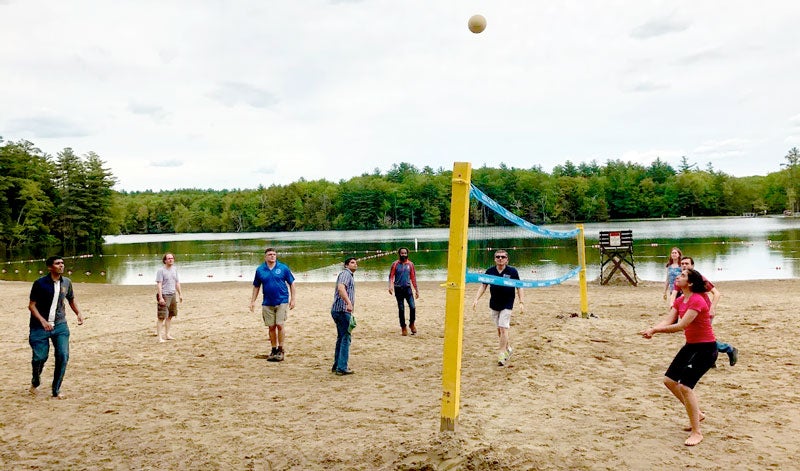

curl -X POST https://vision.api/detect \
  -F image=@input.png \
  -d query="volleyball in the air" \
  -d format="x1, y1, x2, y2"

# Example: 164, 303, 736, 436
468, 14, 486, 34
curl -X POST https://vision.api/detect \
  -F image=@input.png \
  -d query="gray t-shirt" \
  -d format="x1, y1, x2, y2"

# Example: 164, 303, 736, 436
156, 266, 179, 295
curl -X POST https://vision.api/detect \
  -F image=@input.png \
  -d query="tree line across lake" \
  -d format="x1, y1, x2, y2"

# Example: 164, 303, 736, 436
2, 138, 800, 257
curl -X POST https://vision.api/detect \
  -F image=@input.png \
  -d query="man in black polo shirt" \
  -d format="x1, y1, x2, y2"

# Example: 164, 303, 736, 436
472, 249, 525, 366
27, 256, 84, 398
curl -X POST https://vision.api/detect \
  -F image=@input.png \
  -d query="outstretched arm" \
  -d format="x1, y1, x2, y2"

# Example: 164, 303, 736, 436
640, 307, 697, 338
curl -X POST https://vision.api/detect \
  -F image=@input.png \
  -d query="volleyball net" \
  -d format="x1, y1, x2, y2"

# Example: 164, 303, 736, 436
466, 183, 584, 288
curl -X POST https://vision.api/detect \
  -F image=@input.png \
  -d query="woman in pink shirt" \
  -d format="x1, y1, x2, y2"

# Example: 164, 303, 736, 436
640, 269, 717, 447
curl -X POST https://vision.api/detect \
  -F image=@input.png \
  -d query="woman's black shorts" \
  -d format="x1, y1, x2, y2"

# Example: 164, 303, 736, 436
665, 342, 718, 389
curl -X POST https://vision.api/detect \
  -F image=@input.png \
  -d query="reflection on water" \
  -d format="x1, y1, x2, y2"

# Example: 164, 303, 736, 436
3, 217, 800, 285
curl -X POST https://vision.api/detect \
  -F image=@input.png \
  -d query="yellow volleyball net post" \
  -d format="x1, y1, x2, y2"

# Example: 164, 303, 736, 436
440, 165, 590, 431
440, 162, 471, 432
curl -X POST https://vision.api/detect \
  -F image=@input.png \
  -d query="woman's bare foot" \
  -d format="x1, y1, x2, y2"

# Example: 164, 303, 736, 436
684, 432, 703, 446
166, 335, 176, 340
158, 337, 166, 343
52, 393, 67, 400
683, 412, 705, 431
29, 386, 38, 396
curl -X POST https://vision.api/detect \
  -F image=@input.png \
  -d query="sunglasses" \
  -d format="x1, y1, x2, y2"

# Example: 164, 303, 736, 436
494, 255, 507, 259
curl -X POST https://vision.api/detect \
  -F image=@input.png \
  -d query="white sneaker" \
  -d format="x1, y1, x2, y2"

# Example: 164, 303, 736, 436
498, 351, 508, 366
506, 346, 513, 361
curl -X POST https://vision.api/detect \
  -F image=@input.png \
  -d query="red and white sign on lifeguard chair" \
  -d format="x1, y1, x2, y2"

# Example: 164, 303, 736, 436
609, 231, 621, 247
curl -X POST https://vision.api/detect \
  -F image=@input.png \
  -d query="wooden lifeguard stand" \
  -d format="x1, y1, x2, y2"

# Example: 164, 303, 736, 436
599, 230, 637, 286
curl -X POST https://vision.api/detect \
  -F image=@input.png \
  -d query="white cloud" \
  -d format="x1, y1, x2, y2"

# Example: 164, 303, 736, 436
1, 2, 799, 190
630, 15, 691, 39
208, 82, 279, 109
5, 116, 90, 139
674, 47, 726, 66
620, 149, 685, 166
128, 103, 168, 120
692, 139, 750, 160
622, 80, 670, 93
150, 160, 183, 168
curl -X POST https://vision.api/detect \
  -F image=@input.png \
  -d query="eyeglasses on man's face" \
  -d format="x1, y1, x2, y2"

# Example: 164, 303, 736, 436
495, 255, 507, 259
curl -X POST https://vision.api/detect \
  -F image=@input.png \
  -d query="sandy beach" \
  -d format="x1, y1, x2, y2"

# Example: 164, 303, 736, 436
1, 277, 798, 470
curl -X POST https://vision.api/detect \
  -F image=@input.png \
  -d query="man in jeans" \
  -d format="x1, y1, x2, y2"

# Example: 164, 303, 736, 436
250, 248, 296, 362
387, 247, 420, 336
331, 257, 358, 375
28, 256, 84, 398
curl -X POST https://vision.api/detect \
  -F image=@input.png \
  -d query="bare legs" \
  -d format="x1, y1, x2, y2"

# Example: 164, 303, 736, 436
269, 324, 284, 350
664, 377, 704, 446
497, 326, 509, 355
164, 316, 175, 340
157, 317, 176, 342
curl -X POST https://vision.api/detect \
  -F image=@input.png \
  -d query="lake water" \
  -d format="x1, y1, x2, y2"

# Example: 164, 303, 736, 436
2, 216, 800, 285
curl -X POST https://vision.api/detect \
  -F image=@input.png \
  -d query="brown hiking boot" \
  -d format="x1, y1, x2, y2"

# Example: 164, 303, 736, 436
401, 326, 408, 336
410, 324, 417, 335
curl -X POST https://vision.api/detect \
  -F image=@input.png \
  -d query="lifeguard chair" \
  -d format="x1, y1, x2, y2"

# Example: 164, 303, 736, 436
599, 230, 637, 286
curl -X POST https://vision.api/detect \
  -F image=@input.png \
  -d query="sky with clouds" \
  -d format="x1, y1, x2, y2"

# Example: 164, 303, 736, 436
1, 1, 799, 192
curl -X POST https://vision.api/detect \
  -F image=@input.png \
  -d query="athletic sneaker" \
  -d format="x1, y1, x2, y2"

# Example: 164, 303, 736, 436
498, 351, 508, 366
275, 347, 285, 362
267, 347, 278, 362
506, 346, 513, 361
728, 347, 738, 366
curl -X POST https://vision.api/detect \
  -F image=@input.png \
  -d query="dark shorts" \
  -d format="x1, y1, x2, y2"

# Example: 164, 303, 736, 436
157, 294, 178, 319
665, 342, 718, 389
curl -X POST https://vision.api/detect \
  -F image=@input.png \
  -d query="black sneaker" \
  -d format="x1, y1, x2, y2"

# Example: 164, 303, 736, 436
276, 347, 285, 362
729, 347, 738, 366
267, 347, 278, 362
335, 369, 355, 376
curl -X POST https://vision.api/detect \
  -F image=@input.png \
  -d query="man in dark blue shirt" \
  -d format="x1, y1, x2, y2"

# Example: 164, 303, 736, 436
472, 250, 524, 366
28, 255, 84, 398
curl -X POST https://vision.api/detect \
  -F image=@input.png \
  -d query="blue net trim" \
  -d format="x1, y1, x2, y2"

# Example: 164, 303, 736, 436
469, 184, 580, 238
466, 266, 581, 288
467, 184, 581, 287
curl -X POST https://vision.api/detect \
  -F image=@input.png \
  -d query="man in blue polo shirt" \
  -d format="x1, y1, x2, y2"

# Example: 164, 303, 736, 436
250, 248, 296, 362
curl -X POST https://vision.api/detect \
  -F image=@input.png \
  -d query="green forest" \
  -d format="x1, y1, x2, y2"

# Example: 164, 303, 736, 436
2, 137, 800, 257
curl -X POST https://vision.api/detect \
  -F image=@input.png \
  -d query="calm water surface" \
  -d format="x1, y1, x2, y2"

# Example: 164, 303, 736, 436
3, 217, 800, 285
